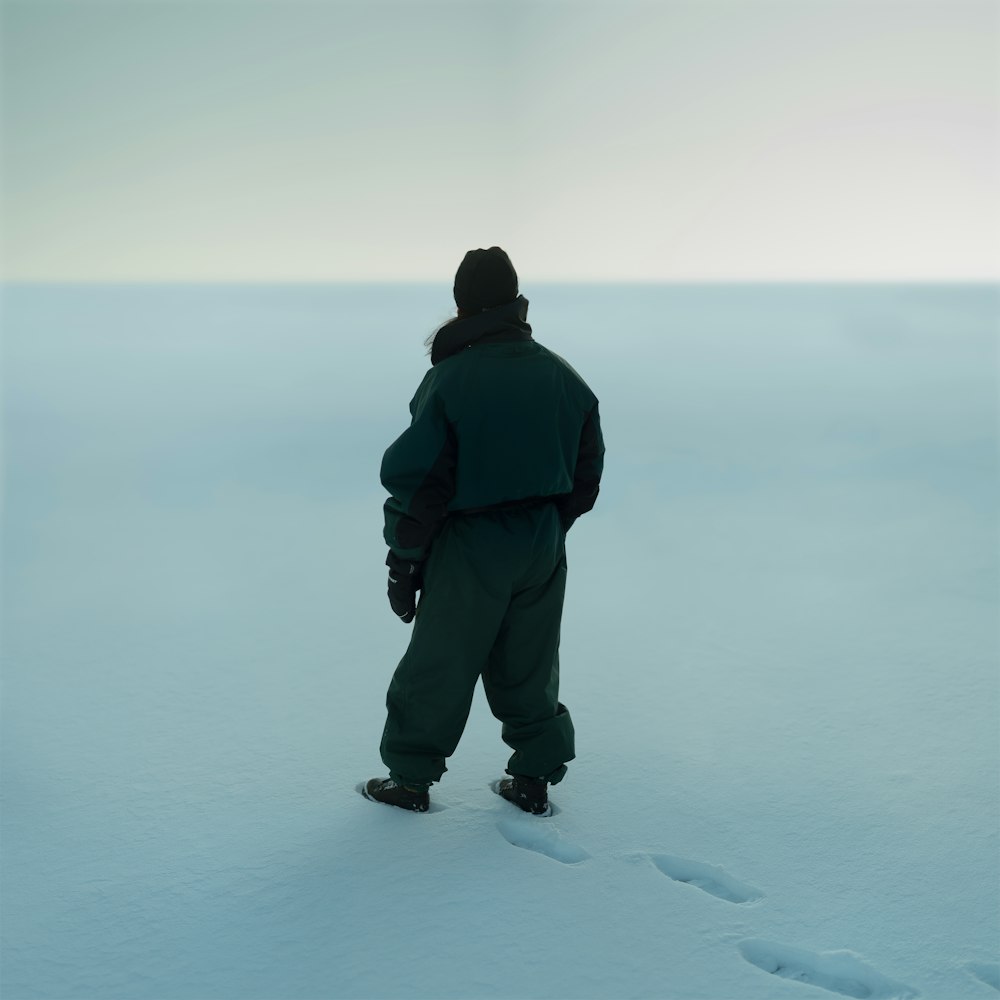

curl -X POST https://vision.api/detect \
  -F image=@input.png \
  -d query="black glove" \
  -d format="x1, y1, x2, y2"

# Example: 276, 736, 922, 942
386, 551, 422, 624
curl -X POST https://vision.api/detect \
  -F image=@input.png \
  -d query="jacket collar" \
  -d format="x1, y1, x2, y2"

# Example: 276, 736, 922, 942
430, 295, 532, 366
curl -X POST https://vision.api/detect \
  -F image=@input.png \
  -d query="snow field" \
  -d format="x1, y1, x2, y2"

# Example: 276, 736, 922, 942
1, 284, 997, 999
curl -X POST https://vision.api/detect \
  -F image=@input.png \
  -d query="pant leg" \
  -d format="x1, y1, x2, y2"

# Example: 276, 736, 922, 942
481, 510, 576, 784
379, 516, 510, 785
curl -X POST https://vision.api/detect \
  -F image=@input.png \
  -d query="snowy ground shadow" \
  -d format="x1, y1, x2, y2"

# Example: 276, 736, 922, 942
495, 816, 590, 865
739, 939, 917, 999
967, 962, 1000, 992
644, 853, 763, 904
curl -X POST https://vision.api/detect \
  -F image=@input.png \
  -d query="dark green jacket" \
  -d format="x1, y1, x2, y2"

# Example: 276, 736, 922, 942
382, 296, 605, 560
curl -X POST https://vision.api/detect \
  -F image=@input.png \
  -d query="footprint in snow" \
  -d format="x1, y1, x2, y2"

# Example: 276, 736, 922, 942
967, 962, 1000, 992
738, 938, 917, 999
495, 816, 590, 865
642, 852, 763, 904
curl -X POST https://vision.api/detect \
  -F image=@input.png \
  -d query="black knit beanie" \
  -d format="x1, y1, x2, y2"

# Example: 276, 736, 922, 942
453, 247, 518, 312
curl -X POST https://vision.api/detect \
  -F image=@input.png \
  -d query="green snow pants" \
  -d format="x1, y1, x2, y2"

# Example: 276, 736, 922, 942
380, 500, 575, 787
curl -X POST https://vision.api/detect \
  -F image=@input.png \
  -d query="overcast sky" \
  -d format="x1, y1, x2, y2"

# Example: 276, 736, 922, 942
2, 0, 997, 282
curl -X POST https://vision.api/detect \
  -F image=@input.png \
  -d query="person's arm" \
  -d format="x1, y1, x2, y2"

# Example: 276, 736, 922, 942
381, 372, 457, 562
558, 402, 605, 531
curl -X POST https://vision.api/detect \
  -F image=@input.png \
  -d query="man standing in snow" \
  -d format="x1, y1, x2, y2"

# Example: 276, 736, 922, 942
363, 247, 604, 815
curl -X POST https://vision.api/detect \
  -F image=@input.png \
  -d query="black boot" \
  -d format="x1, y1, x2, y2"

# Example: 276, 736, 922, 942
362, 777, 429, 812
495, 774, 551, 816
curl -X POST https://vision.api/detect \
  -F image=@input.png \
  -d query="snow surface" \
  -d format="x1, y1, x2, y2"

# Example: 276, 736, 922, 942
1, 284, 997, 1000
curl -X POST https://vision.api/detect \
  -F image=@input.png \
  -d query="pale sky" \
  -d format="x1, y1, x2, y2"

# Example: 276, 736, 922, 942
1, 0, 997, 282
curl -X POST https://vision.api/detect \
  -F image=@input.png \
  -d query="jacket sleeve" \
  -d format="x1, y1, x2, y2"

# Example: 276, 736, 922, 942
558, 402, 605, 531
381, 373, 457, 560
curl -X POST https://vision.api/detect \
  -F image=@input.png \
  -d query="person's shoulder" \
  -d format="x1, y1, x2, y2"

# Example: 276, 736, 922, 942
408, 363, 451, 409
414, 352, 468, 402
536, 343, 597, 396
426, 350, 469, 383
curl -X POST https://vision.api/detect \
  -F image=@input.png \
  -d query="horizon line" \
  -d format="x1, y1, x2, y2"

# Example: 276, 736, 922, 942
3, 277, 998, 288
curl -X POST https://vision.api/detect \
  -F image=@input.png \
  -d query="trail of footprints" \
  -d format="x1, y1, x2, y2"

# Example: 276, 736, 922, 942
494, 806, 929, 999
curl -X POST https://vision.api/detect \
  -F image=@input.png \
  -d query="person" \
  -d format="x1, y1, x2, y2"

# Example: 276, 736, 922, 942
362, 247, 604, 815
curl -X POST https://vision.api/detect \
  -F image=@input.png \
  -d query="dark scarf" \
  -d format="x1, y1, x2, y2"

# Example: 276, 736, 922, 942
430, 295, 532, 366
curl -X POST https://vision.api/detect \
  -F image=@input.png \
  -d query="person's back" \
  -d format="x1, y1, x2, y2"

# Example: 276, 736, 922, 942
444, 340, 597, 511
363, 247, 604, 815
